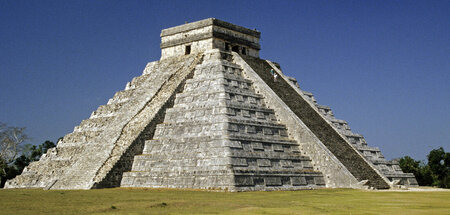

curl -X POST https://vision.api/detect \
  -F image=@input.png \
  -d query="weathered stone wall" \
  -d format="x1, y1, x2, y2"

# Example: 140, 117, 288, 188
237, 54, 391, 189
90, 54, 203, 188
161, 18, 260, 59
161, 38, 214, 60
5, 54, 202, 189
288, 75, 418, 187
93, 55, 201, 188
122, 49, 325, 191
233, 53, 361, 188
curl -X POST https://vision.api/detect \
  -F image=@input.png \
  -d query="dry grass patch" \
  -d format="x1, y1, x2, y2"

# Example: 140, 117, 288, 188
0, 188, 449, 214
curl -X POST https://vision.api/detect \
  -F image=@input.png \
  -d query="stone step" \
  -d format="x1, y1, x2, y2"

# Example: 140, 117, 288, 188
162, 105, 278, 125
181, 76, 253, 94
227, 139, 299, 150
73, 116, 115, 132
228, 133, 295, 145
368, 158, 391, 165
56, 141, 95, 148
330, 121, 351, 131
356, 145, 381, 152
226, 101, 274, 113
185, 72, 252, 85
227, 109, 278, 122
152, 120, 287, 138
225, 86, 264, 99
227, 121, 288, 137
231, 168, 321, 176
345, 132, 364, 138
62, 131, 102, 143
175, 87, 263, 102
142, 137, 298, 155
230, 158, 313, 169
329, 118, 348, 125
224, 77, 252, 90
145, 135, 227, 144
316, 105, 334, 117
316, 104, 330, 110
163, 110, 228, 124
90, 101, 128, 118
228, 151, 311, 161
301, 91, 314, 97
131, 157, 232, 172
223, 73, 253, 84
285, 76, 300, 88
228, 116, 285, 127
123, 168, 232, 176
234, 176, 325, 188
49, 145, 86, 161
383, 172, 416, 178
107, 88, 138, 104
153, 121, 228, 134
140, 144, 308, 163
302, 92, 317, 104
174, 92, 228, 108
128, 73, 152, 88
175, 87, 264, 101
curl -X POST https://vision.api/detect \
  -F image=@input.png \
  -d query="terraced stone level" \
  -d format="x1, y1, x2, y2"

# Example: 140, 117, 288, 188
238, 54, 390, 189
291, 76, 417, 186
121, 50, 325, 191
5, 54, 202, 189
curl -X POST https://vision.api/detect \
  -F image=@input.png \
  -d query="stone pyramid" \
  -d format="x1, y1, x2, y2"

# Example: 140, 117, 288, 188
5, 18, 416, 190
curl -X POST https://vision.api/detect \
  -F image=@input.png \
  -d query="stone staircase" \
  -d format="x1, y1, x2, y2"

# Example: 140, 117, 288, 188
295, 81, 417, 186
121, 49, 325, 191
237, 54, 391, 189
5, 54, 202, 189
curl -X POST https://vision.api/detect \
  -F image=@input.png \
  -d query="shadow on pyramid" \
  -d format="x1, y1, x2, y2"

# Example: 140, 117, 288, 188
5, 18, 417, 191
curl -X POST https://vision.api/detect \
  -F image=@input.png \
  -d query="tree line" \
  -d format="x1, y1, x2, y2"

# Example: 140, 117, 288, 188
398, 147, 449, 188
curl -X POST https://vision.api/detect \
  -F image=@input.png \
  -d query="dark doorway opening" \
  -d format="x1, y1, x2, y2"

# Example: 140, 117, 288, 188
225, 43, 230, 51
185, 45, 191, 55
232, 46, 239, 52
242, 47, 247, 55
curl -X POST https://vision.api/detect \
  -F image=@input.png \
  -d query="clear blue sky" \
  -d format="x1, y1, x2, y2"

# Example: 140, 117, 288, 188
0, 0, 448, 161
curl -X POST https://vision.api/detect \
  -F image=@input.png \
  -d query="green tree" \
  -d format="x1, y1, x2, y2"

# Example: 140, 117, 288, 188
399, 156, 420, 173
14, 141, 56, 174
427, 147, 450, 188
398, 156, 433, 186
416, 164, 434, 186
0, 158, 6, 179
1, 140, 56, 188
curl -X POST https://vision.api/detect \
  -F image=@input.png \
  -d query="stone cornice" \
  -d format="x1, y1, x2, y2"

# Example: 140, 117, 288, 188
160, 31, 261, 50
161, 18, 260, 38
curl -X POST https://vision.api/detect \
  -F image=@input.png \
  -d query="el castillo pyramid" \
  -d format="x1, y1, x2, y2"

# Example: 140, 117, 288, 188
5, 18, 417, 191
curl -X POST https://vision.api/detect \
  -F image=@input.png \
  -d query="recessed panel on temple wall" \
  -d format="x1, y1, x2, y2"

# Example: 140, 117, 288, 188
161, 38, 214, 59
161, 26, 213, 43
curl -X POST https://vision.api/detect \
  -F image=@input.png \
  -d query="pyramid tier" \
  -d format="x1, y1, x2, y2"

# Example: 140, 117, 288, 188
5, 54, 202, 189
301, 89, 417, 186
122, 51, 324, 191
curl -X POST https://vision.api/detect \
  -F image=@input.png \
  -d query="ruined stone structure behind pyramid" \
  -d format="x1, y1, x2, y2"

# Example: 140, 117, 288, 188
5, 18, 417, 190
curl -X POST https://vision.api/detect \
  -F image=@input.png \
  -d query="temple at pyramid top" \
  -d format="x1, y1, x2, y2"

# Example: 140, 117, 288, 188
160, 18, 260, 59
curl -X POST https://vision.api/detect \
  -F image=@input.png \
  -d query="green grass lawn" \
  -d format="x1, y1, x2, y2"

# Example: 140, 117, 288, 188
0, 188, 449, 215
